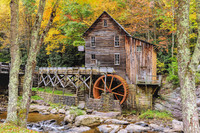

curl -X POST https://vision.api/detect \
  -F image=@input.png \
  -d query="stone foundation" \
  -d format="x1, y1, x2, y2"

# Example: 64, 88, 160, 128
36, 91, 78, 106
86, 93, 121, 112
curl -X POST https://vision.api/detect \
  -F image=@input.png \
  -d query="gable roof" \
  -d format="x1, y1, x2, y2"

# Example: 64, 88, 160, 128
83, 11, 131, 37
83, 11, 157, 48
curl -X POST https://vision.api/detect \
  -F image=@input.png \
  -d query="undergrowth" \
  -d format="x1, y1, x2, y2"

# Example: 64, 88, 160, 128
32, 87, 74, 96
0, 123, 38, 133
139, 110, 173, 120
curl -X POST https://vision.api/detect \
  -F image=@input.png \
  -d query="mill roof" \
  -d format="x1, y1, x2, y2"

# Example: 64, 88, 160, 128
83, 11, 156, 47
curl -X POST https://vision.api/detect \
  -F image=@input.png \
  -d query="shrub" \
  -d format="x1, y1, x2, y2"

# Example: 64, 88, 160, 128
166, 57, 179, 86
139, 110, 173, 120
69, 107, 85, 116
31, 95, 43, 100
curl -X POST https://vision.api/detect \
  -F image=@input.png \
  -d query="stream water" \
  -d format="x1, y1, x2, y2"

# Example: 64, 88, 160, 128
0, 112, 160, 133
0, 112, 64, 124
0, 112, 99, 133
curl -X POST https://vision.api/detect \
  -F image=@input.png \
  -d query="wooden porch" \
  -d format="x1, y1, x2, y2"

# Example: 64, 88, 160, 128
136, 75, 162, 86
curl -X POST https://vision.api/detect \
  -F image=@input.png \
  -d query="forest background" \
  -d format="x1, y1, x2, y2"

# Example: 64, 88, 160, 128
0, 0, 199, 86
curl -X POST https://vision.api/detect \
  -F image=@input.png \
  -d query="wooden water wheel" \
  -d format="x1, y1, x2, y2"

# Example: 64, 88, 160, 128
93, 74, 129, 104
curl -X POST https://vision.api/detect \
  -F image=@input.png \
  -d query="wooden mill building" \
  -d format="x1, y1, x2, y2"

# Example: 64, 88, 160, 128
83, 11, 158, 85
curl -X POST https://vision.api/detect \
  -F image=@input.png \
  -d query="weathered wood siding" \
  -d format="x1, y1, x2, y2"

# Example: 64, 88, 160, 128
84, 13, 127, 78
84, 11, 157, 84
125, 38, 156, 84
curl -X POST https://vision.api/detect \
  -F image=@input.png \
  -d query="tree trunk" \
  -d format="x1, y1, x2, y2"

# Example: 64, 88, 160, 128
18, 0, 46, 127
177, 0, 200, 132
6, 0, 21, 125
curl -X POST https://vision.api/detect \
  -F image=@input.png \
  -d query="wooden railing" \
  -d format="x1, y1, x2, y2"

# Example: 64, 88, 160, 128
0, 62, 25, 74
136, 74, 162, 86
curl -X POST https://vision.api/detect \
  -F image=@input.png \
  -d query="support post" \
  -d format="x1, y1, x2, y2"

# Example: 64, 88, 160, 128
89, 68, 92, 98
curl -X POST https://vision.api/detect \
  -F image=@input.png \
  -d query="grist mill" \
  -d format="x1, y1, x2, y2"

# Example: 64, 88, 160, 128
0, 11, 161, 111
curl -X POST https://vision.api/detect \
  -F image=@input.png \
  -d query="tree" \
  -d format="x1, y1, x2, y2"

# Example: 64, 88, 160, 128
6, 0, 21, 125
18, 0, 59, 127
177, 0, 200, 132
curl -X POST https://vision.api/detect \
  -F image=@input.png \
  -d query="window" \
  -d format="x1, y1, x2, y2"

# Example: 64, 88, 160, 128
91, 54, 95, 60
91, 37, 95, 47
137, 46, 142, 52
114, 53, 120, 65
104, 20, 107, 27
114, 36, 119, 47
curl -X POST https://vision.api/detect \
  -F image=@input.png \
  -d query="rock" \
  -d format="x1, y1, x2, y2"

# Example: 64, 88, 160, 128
64, 126, 91, 133
134, 121, 149, 127
172, 119, 183, 132
197, 99, 200, 107
50, 108, 58, 114
118, 129, 128, 133
40, 110, 50, 115
75, 115, 101, 127
104, 119, 129, 125
86, 109, 93, 114
125, 124, 150, 133
65, 105, 70, 110
29, 105, 50, 113
58, 109, 65, 114
31, 100, 46, 105
78, 101, 85, 110
98, 124, 121, 133
64, 114, 75, 124
149, 124, 164, 132
92, 111, 121, 118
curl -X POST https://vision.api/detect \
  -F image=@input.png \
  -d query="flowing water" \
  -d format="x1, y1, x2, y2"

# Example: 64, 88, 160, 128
0, 112, 64, 124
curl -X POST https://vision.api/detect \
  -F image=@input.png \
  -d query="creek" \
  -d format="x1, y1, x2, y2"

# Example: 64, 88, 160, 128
0, 112, 98, 133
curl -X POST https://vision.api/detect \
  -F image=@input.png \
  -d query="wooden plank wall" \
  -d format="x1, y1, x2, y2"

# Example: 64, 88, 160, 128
125, 38, 155, 84
85, 13, 127, 78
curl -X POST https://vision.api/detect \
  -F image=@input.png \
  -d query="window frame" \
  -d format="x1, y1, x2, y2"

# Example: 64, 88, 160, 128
137, 45, 142, 52
91, 36, 96, 47
91, 54, 96, 60
114, 36, 120, 47
114, 53, 120, 65
104, 19, 108, 27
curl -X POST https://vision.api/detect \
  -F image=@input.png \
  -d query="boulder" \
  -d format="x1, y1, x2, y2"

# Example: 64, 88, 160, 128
40, 110, 50, 115
104, 119, 129, 125
58, 109, 65, 114
50, 108, 58, 114
125, 124, 150, 133
92, 111, 121, 118
75, 115, 101, 127
154, 86, 200, 120
65, 105, 70, 110
134, 121, 148, 127
64, 114, 76, 124
31, 100, 46, 105
29, 105, 50, 113
98, 124, 121, 133
64, 126, 91, 133
149, 124, 164, 132
86, 109, 93, 114
78, 101, 85, 110
118, 129, 128, 133
172, 119, 183, 132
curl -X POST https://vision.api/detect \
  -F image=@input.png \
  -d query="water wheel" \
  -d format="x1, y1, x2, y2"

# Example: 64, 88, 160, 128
93, 74, 129, 104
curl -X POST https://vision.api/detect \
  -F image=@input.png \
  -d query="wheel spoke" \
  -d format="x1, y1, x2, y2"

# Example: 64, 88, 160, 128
112, 92, 124, 97
96, 96, 101, 99
101, 78, 109, 90
111, 83, 123, 91
94, 86, 104, 91
109, 76, 114, 90
114, 94, 119, 100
